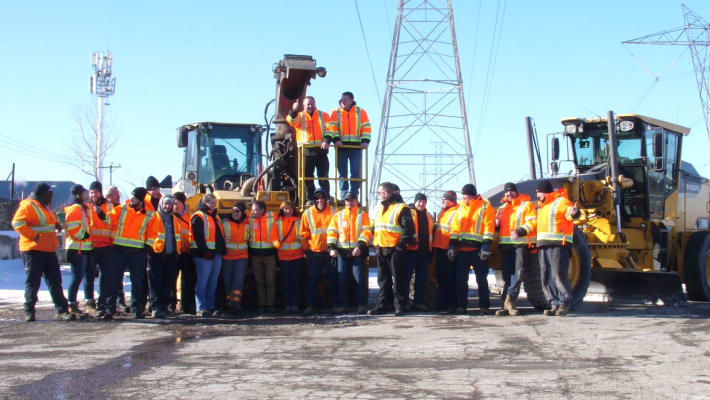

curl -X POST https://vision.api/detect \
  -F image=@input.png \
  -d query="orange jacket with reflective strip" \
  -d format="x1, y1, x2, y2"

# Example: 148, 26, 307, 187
408, 209, 434, 252
432, 205, 459, 250
222, 217, 250, 260
151, 212, 182, 254
301, 205, 335, 252
64, 203, 93, 252
327, 206, 371, 249
248, 212, 275, 251
109, 204, 158, 249
536, 188, 576, 247
144, 193, 161, 212
497, 194, 537, 248
12, 198, 59, 252
90, 201, 113, 248
372, 203, 407, 247
329, 106, 372, 143
450, 196, 496, 250
174, 213, 192, 254
190, 210, 226, 251
286, 109, 334, 146
271, 215, 305, 261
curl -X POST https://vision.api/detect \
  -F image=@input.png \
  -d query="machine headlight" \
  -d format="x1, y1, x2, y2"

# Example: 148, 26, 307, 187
619, 120, 634, 132
564, 124, 577, 134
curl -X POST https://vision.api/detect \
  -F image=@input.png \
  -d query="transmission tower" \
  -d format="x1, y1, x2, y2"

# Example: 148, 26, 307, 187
623, 4, 710, 140
90, 51, 116, 182
369, 0, 474, 208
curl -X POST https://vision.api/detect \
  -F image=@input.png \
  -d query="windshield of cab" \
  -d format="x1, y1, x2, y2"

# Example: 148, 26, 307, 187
197, 125, 258, 183
572, 125, 642, 170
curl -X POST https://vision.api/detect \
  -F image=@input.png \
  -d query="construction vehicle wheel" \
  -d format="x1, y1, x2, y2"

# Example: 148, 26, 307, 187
523, 227, 591, 311
683, 231, 710, 301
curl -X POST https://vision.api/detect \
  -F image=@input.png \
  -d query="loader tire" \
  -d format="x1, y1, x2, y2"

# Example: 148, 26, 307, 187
683, 231, 710, 301
523, 227, 591, 310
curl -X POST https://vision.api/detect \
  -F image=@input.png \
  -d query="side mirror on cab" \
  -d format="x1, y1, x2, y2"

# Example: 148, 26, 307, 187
653, 130, 664, 171
552, 137, 560, 161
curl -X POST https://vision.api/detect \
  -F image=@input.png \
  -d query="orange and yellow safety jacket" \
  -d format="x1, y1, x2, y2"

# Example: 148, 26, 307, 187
329, 106, 371, 144
271, 215, 305, 261
89, 201, 113, 248
536, 188, 578, 247
327, 206, 371, 250
408, 209, 434, 252
432, 205, 459, 250
372, 202, 407, 247
110, 205, 157, 249
450, 196, 496, 250
144, 193, 161, 213
248, 212, 275, 250
497, 193, 537, 247
64, 203, 93, 252
222, 217, 250, 260
286, 109, 335, 146
190, 210, 225, 251
174, 214, 192, 254
301, 205, 335, 252
150, 212, 182, 254
12, 198, 59, 252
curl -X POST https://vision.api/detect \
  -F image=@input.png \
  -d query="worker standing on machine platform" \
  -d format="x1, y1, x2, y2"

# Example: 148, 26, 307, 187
287, 96, 334, 201
329, 91, 371, 199
432, 190, 459, 314
449, 184, 496, 315
495, 182, 536, 317
535, 180, 580, 317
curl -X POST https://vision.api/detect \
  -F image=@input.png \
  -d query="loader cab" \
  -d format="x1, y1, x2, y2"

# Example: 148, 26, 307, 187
563, 115, 687, 221
177, 122, 263, 197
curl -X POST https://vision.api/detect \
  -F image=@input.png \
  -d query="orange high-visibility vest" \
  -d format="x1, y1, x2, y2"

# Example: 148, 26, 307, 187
144, 193, 161, 212
498, 193, 537, 247
450, 196, 496, 249
64, 203, 93, 252
222, 218, 250, 260
271, 215, 304, 261
327, 207, 371, 249
301, 205, 335, 252
329, 106, 372, 143
90, 201, 113, 248
190, 210, 225, 250
150, 212, 182, 254
432, 205, 459, 250
537, 188, 575, 246
174, 214, 192, 254
286, 109, 334, 146
12, 199, 59, 252
408, 209, 434, 251
373, 203, 406, 247
249, 212, 275, 250
110, 205, 156, 249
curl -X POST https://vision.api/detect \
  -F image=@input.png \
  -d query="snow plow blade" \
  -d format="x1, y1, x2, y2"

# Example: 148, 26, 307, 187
591, 269, 686, 305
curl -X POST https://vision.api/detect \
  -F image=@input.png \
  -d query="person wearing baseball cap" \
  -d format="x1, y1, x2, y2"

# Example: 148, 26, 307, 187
432, 189, 459, 314
535, 180, 580, 316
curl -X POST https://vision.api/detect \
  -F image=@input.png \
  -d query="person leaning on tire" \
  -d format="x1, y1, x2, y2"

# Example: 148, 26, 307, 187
535, 180, 580, 317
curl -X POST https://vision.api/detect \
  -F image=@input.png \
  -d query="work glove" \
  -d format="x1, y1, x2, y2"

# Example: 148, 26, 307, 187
479, 243, 490, 261
329, 249, 339, 258
447, 247, 456, 261
514, 227, 527, 237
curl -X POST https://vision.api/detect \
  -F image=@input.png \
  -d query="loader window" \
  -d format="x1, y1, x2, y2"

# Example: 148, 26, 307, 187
573, 135, 608, 169
664, 133, 679, 195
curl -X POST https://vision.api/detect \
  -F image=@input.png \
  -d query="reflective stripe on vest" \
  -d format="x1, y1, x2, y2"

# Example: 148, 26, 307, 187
436, 210, 457, 233
277, 218, 302, 250
329, 209, 365, 249
540, 197, 573, 244
114, 207, 150, 248
499, 201, 531, 245
304, 206, 334, 236
66, 205, 92, 251
190, 211, 218, 250
27, 202, 55, 233
337, 107, 361, 142
299, 111, 326, 146
249, 213, 274, 249
223, 219, 249, 250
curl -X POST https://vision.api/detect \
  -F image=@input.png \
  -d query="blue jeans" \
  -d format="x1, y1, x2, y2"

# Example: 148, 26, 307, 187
67, 250, 92, 304
501, 246, 530, 300
306, 251, 338, 307
336, 147, 362, 197
455, 249, 490, 309
280, 258, 304, 308
337, 252, 368, 307
111, 246, 147, 314
194, 255, 223, 311
407, 251, 432, 306
222, 258, 248, 306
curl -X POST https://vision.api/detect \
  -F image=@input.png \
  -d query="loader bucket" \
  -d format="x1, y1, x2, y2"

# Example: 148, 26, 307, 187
591, 268, 686, 305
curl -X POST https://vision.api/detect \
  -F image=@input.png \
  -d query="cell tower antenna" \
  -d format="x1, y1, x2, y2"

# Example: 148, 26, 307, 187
622, 4, 710, 140
90, 51, 117, 182
369, 0, 475, 208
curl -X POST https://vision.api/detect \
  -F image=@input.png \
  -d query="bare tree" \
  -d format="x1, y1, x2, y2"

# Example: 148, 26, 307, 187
71, 101, 120, 181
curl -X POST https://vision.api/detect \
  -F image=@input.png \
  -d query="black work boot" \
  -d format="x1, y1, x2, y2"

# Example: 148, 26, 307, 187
25, 313, 35, 322
543, 305, 558, 316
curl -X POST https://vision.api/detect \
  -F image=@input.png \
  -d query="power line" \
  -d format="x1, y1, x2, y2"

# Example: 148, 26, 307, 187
354, 0, 383, 108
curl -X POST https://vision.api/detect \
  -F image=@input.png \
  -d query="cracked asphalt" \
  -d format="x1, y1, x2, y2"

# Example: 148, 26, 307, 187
1, 299, 709, 399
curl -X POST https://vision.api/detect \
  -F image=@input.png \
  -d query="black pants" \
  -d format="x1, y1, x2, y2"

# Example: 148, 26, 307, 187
375, 247, 408, 311
539, 246, 572, 307
148, 252, 177, 313
94, 246, 114, 311
501, 246, 530, 300
304, 153, 330, 200
22, 250, 69, 315
434, 248, 454, 310
111, 246, 147, 314
178, 253, 197, 313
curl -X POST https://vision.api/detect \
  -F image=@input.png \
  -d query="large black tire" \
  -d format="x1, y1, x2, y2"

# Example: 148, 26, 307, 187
683, 231, 710, 301
523, 227, 592, 310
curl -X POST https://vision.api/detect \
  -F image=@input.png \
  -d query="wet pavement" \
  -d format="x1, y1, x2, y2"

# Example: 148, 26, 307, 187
1, 300, 710, 399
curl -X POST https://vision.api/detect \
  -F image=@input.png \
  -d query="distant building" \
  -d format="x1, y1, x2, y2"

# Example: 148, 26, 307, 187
0, 181, 80, 211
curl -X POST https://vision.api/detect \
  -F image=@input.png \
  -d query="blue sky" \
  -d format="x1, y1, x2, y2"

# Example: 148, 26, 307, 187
1, 0, 709, 204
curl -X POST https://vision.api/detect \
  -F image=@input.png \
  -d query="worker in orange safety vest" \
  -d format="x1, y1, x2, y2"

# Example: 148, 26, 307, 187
406, 192, 434, 311
88, 181, 115, 316
171, 192, 196, 314
271, 200, 305, 314
301, 189, 336, 314
64, 184, 94, 315
432, 190, 459, 313
329, 91, 371, 199
146, 195, 182, 319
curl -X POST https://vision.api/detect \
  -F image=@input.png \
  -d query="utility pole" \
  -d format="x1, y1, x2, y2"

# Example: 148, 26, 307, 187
99, 162, 122, 186
90, 51, 117, 182
370, 0, 475, 208
6, 163, 15, 200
